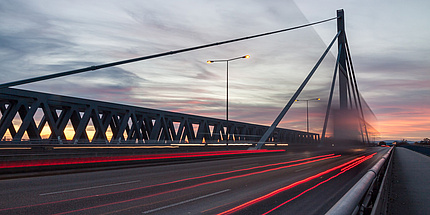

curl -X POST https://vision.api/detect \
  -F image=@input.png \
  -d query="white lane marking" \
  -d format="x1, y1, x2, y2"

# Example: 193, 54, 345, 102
142, 189, 231, 214
39, 180, 141, 196
233, 163, 259, 169
294, 166, 312, 172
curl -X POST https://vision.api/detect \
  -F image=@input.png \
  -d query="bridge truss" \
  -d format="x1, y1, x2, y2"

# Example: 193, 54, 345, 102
0, 88, 318, 144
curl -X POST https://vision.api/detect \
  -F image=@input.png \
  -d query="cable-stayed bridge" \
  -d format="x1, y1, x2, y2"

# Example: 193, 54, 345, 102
0, 9, 407, 215
0, 9, 377, 147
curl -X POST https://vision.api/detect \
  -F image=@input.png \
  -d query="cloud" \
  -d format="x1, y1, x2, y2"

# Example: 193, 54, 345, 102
0, 0, 338, 140
2, 0, 429, 141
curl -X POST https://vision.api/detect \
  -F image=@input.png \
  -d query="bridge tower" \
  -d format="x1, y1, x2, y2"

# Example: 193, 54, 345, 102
333, 9, 367, 144
337, 9, 348, 110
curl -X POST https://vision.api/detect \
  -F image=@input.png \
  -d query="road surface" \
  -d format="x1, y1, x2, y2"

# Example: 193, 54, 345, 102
0, 147, 388, 214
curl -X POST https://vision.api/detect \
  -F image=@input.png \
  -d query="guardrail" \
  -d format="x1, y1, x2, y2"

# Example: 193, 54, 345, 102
326, 147, 393, 215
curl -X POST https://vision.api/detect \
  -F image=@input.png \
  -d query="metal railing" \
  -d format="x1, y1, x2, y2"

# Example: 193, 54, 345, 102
326, 147, 393, 215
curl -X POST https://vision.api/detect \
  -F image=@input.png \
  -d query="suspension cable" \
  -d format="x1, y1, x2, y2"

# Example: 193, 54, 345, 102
0, 17, 338, 89
321, 44, 342, 142
345, 45, 365, 143
254, 31, 341, 149
345, 35, 370, 143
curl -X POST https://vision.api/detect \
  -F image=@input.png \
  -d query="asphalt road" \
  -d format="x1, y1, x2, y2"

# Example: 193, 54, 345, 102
0, 147, 389, 215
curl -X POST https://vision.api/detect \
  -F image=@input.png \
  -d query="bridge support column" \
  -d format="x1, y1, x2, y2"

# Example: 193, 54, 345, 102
337, 9, 348, 110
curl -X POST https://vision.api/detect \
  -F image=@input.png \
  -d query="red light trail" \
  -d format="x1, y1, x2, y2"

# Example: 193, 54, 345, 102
261, 153, 376, 214
218, 153, 377, 215
52, 154, 340, 215
0, 154, 338, 214
0, 149, 284, 168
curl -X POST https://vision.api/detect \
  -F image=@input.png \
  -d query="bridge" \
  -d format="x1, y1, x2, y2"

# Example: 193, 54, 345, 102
0, 87, 319, 144
0, 9, 407, 215
0, 9, 374, 147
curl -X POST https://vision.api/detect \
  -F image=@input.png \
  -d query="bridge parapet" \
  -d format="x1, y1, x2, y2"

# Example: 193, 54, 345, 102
0, 88, 318, 144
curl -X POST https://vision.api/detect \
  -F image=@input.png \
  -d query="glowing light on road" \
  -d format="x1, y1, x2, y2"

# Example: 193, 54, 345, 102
0, 154, 338, 213
48, 154, 340, 215
53, 146, 179, 149
0, 147, 31, 150
218, 153, 376, 215
264, 143, 289, 146
261, 153, 376, 214
0, 150, 284, 169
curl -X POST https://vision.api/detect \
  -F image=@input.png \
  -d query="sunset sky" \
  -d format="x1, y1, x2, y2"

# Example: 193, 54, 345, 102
1, 0, 429, 141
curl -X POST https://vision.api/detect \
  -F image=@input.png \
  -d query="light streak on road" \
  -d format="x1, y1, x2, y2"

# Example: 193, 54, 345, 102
0, 154, 338, 214
218, 154, 376, 215
0, 149, 284, 168
49, 155, 340, 215
261, 153, 376, 214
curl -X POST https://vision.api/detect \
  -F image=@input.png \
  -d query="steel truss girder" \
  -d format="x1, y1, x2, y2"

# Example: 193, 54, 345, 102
0, 88, 319, 144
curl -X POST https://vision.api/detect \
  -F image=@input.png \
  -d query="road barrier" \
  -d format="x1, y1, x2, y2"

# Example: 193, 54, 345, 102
326, 147, 393, 215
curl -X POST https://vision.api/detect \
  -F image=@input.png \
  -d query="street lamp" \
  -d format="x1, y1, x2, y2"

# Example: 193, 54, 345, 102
207, 55, 250, 145
295, 98, 320, 133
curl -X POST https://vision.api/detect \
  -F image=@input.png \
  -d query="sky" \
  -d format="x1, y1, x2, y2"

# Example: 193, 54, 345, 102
0, 0, 429, 141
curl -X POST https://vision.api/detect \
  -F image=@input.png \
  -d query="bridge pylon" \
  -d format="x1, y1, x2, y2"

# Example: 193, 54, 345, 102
337, 9, 348, 110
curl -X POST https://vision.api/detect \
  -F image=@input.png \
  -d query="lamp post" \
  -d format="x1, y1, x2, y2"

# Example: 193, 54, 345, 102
207, 55, 250, 145
295, 98, 320, 133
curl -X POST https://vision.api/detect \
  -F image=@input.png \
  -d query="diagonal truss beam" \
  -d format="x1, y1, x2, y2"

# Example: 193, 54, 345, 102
0, 88, 318, 145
